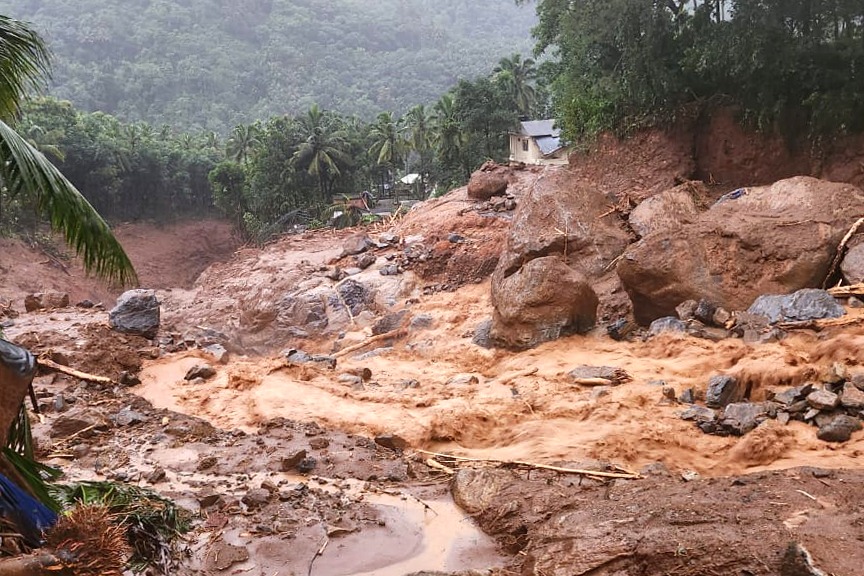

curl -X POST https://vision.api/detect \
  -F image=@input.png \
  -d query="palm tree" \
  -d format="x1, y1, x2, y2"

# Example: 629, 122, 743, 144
225, 123, 261, 165
493, 53, 538, 117
431, 93, 466, 166
400, 104, 433, 195
292, 104, 351, 201
0, 15, 136, 286
367, 111, 402, 170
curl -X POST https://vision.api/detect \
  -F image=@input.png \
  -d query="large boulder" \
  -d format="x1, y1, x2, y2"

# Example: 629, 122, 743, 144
109, 289, 160, 339
490, 168, 631, 347
490, 255, 599, 349
467, 171, 508, 200
617, 177, 864, 324
628, 181, 705, 238
496, 169, 632, 280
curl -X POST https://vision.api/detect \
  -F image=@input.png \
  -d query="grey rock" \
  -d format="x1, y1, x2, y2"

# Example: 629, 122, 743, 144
372, 309, 409, 335
806, 389, 840, 410
379, 232, 399, 245
112, 407, 148, 427
720, 402, 770, 435
705, 375, 743, 408
109, 289, 161, 338
409, 314, 434, 330
681, 470, 701, 482
679, 388, 695, 404
448, 233, 464, 243
648, 317, 687, 336
804, 408, 820, 421
849, 296, 864, 308
147, 467, 166, 484
379, 264, 401, 276
781, 542, 829, 576
472, 319, 494, 349
338, 374, 362, 386
693, 300, 717, 324
679, 405, 717, 423
297, 457, 318, 473
447, 374, 480, 386
774, 384, 814, 406
354, 253, 376, 270
841, 382, 864, 409
242, 488, 271, 509
342, 234, 371, 256
776, 411, 791, 425
816, 414, 862, 442
184, 363, 216, 381
334, 279, 369, 316
748, 289, 844, 324
118, 371, 141, 386
284, 349, 337, 369
841, 243, 864, 284
203, 344, 230, 364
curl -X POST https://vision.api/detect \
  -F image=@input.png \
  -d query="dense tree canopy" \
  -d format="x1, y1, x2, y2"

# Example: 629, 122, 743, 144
0, 0, 537, 132
522, 0, 864, 141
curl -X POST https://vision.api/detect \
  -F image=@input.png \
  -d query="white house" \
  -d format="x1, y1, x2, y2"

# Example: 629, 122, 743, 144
509, 119, 569, 165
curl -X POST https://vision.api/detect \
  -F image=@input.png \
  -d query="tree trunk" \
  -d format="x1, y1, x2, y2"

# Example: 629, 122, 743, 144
0, 552, 65, 576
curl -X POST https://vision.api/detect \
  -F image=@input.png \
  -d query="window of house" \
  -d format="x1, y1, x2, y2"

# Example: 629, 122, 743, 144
522, 139, 529, 152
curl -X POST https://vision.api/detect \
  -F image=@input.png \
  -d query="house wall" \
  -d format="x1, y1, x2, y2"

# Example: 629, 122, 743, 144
509, 134, 569, 165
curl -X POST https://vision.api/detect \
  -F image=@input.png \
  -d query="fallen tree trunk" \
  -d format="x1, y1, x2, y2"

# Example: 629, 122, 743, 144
0, 553, 63, 576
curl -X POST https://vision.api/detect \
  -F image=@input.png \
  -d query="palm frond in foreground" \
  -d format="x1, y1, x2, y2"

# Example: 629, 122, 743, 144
0, 120, 137, 286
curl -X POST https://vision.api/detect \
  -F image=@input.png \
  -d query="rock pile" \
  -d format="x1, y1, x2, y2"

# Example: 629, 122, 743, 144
681, 368, 864, 443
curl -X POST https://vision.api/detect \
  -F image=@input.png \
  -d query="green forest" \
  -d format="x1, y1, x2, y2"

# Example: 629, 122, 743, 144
0, 0, 537, 131
525, 0, 864, 141
2, 0, 864, 246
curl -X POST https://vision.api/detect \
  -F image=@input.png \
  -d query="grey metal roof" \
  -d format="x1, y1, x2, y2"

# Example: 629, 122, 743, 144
535, 135, 563, 156
519, 119, 560, 138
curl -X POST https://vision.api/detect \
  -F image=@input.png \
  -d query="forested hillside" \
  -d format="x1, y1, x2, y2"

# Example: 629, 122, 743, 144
0, 0, 537, 131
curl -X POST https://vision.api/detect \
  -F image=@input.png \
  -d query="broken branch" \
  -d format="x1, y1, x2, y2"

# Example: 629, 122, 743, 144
333, 328, 407, 358
38, 357, 115, 385
823, 216, 864, 288
416, 449, 642, 480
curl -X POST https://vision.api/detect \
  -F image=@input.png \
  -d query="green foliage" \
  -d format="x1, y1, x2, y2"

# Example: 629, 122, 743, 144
528, 0, 864, 141
9, 97, 222, 229
0, 0, 537, 132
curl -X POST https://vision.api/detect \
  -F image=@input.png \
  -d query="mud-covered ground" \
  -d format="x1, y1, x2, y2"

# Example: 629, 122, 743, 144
7, 266, 864, 575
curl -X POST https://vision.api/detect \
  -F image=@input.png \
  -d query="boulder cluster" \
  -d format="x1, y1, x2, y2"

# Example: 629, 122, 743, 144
681, 368, 864, 443
477, 170, 864, 349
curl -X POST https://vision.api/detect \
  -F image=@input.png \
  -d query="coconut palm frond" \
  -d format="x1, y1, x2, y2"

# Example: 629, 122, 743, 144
0, 120, 138, 286
2, 448, 63, 513
0, 16, 51, 121
51, 481, 191, 573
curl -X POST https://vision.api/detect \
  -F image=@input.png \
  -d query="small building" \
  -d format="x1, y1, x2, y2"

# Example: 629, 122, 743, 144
509, 119, 569, 165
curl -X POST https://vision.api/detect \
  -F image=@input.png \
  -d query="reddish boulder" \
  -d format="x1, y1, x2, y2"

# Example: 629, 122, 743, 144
618, 176, 864, 324
467, 170, 508, 200
490, 255, 599, 349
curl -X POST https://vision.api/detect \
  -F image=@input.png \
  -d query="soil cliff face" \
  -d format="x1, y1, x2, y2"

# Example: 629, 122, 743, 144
570, 107, 864, 193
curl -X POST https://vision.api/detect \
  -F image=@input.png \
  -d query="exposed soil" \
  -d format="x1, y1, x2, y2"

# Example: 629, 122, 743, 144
6, 122, 864, 575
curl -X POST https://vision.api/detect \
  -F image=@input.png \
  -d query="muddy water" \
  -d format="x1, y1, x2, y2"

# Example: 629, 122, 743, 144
139, 332, 864, 482
132, 281, 864, 575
